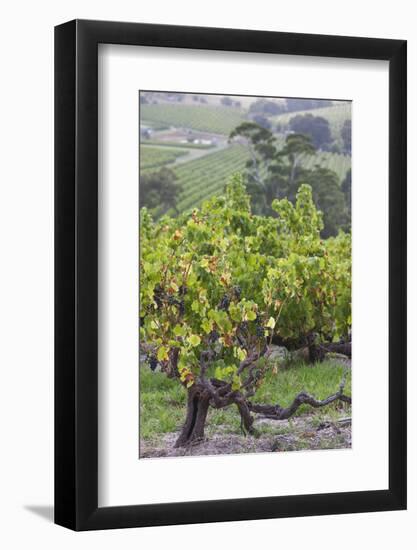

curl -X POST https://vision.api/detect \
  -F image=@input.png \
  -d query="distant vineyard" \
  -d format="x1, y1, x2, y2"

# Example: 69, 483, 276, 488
173, 144, 251, 212
302, 151, 351, 182
140, 145, 187, 171
140, 104, 246, 135
273, 102, 352, 142
170, 145, 350, 214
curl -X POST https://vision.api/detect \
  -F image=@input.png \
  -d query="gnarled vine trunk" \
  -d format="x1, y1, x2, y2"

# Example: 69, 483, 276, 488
174, 386, 210, 447
174, 368, 351, 448
174, 384, 256, 447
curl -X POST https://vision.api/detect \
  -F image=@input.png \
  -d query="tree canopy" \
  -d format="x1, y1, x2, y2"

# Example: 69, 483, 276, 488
249, 98, 286, 115
285, 98, 333, 113
229, 122, 349, 235
288, 113, 332, 150
139, 167, 182, 215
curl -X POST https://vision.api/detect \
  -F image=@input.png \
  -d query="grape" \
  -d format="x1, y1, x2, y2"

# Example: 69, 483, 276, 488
219, 294, 230, 311
153, 285, 164, 309
147, 355, 158, 371
256, 325, 265, 337
209, 330, 219, 343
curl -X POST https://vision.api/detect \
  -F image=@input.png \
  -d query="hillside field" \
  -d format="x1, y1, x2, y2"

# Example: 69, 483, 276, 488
273, 101, 352, 143
142, 143, 351, 217
140, 145, 187, 172
141, 103, 246, 135
140, 97, 351, 218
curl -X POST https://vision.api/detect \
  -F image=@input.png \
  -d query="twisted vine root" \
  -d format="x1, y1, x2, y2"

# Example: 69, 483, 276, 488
247, 371, 351, 421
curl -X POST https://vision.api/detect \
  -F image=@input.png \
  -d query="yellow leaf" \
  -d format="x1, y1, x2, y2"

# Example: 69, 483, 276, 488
266, 317, 276, 329
234, 347, 247, 361
246, 310, 257, 321
220, 272, 231, 286
157, 346, 169, 362
179, 368, 188, 382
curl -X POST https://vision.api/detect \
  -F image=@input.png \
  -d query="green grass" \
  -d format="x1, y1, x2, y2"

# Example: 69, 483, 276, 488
140, 104, 246, 135
140, 145, 187, 171
273, 102, 352, 142
139, 369, 187, 440
139, 360, 351, 441
252, 361, 351, 410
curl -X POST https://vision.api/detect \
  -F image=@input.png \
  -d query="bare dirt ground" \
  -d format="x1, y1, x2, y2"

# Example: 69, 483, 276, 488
139, 415, 351, 459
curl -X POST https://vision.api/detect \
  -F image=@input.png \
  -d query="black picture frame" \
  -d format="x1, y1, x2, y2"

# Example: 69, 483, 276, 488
55, 19, 407, 531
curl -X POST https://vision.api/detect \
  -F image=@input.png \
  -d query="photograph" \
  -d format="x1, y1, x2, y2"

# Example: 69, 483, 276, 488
0, 0, 410, 543
139, 91, 352, 458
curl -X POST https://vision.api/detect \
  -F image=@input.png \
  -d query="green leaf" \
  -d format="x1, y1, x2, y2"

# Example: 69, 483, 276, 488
234, 347, 247, 361
191, 300, 200, 313
173, 324, 186, 337
231, 374, 241, 391
229, 303, 242, 322
187, 334, 201, 347
201, 318, 213, 334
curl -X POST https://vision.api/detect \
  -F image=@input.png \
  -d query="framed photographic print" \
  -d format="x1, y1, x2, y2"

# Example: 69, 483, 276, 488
55, 19, 407, 530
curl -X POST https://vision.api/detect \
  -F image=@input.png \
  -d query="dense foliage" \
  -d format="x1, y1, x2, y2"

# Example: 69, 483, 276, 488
140, 177, 351, 445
